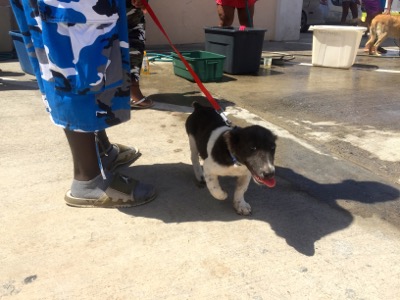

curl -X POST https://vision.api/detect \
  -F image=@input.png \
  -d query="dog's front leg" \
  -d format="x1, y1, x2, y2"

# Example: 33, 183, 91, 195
205, 174, 227, 200
203, 160, 227, 200
233, 174, 252, 215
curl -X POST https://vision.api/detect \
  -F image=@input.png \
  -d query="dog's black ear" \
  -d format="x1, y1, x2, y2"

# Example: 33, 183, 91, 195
230, 127, 242, 142
192, 101, 202, 110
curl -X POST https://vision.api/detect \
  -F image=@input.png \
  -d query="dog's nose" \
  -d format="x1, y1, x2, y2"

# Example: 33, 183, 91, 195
262, 170, 275, 179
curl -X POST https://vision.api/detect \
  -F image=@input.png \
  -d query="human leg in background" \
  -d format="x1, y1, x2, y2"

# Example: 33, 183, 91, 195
341, 1, 351, 24
349, 1, 359, 20
217, 4, 235, 26
237, 4, 254, 27
217, 0, 255, 27
341, 0, 359, 24
127, 2, 154, 109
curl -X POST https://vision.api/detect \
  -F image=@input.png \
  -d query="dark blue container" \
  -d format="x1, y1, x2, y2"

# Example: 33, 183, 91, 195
9, 30, 35, 75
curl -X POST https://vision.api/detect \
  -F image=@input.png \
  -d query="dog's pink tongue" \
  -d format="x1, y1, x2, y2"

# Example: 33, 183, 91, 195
262, 177, 276, 188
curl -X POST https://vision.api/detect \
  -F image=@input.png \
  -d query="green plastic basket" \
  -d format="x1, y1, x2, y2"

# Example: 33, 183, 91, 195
171, 51, 226, 82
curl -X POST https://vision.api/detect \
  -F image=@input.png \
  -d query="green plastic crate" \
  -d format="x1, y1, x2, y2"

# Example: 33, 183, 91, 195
171, 51, 225, 82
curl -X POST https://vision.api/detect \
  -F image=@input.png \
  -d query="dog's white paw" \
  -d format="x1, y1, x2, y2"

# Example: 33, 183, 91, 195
234, 201, 252, 216
205, 175, 227, 200
209, 187, 228, 201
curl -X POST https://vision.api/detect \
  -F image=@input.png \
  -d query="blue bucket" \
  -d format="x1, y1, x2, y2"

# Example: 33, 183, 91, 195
9, 30, 35, 75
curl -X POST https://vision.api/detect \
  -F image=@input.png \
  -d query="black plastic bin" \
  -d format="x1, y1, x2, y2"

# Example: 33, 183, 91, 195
204, 26, 267, 75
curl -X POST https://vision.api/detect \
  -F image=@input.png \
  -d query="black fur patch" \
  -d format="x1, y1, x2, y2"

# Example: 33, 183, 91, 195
185, 102, 277, 171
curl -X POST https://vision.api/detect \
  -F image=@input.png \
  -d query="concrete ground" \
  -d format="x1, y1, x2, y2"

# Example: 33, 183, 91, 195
1, 32, 399, 299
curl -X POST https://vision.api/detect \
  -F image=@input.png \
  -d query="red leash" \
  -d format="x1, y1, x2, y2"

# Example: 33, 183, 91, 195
142, 0, 231, 125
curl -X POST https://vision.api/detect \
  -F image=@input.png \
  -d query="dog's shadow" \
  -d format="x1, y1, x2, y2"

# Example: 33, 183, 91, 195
119, 163, 399, 256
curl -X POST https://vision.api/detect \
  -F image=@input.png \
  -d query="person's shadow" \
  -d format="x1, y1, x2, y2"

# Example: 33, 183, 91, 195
0, 70, 39, 91
118, 163, 399, 256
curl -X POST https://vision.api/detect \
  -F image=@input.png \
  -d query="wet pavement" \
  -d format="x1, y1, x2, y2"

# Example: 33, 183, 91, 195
142, 32, 400, 227
150, 31, 400, 185
1, 32, 400, 299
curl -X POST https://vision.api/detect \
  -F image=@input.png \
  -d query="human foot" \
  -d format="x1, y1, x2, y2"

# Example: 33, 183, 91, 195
65, 172, 157, 208
130, 97, 154, 109
101, 143, 141, 171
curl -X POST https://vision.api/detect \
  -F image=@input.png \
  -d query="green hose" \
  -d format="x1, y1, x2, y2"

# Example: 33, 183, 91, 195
146, 52, 173, 62
246, 0, 253, 28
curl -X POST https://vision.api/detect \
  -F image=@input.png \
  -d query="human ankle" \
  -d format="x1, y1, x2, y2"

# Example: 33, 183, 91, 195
71, 172, 112, 199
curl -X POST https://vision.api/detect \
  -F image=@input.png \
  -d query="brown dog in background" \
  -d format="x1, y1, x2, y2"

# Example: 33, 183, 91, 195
365, 14, 400, 55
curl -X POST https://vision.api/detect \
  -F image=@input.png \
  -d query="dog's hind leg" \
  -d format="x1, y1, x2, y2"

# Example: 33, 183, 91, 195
374, 31, 388, 55
233, 174, 252, 215
188, 135, 204, 183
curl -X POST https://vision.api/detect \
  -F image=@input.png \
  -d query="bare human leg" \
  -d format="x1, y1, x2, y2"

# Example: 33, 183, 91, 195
237, 5, 254, 27
64, 130, 100, 181
130, 79, 154, 109
349, 2, 358, 19
217, 4, 235, 27
341, 2, 350, 24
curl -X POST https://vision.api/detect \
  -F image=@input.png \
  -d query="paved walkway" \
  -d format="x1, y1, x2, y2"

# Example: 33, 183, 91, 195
1, 44, 400, 299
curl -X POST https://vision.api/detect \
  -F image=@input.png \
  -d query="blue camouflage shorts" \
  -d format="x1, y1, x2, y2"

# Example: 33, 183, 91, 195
10, 0, 131, 132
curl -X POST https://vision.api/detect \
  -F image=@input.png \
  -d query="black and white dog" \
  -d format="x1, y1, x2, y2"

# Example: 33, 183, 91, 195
185, 102, 277, 215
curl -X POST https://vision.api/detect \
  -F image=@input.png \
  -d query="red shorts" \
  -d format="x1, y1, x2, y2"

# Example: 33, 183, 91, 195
216, 0, 257, 8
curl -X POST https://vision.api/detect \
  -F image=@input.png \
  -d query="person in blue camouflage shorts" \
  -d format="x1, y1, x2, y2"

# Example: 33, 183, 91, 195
10, 0, 157, 207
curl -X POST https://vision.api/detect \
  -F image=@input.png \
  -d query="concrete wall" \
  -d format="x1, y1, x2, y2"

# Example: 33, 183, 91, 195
145, 0, 301, 46
0, 2, 18, 53
274, 0, 302, 41
3, 0, 303, 51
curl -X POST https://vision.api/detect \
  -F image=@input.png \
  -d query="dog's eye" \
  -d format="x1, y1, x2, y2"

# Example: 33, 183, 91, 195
250, 146, 257, 151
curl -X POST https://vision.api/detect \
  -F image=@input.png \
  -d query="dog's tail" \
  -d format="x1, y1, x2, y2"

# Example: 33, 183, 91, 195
370, 22, 378, 40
